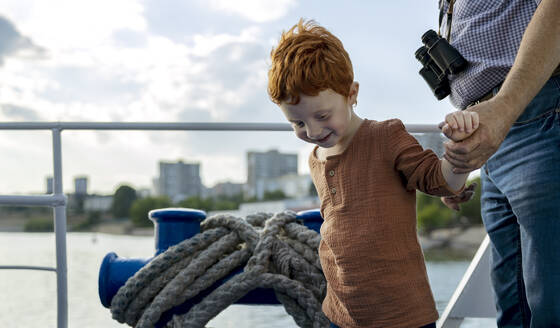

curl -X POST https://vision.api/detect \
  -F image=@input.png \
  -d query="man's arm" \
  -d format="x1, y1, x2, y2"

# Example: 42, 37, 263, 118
443, 0, 560, 173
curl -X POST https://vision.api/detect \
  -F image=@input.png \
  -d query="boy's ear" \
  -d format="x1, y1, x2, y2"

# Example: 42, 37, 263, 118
349, 81, 359, 103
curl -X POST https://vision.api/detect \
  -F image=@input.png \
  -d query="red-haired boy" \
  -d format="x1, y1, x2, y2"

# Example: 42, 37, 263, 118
268, 20, 477, 328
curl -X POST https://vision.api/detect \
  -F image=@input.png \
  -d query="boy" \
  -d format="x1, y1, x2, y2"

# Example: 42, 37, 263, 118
268, 20, 478, 328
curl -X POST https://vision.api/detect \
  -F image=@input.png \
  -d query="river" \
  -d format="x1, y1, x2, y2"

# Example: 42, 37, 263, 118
0, 233, 495, 327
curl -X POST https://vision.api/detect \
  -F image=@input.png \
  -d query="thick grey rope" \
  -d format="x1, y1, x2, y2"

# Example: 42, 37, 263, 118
110, 211, 328, 328
111, 226, 230, 322
169, 212, 328, 328
115, 215, 257, 326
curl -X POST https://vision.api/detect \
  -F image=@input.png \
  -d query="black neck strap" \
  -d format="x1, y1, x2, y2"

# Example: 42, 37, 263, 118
438, 0, 456, 41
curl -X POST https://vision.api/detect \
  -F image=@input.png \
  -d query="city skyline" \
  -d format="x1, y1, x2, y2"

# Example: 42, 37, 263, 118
34, 134, 445, 197
0, 1, 455, 195
39, 149, 309, 198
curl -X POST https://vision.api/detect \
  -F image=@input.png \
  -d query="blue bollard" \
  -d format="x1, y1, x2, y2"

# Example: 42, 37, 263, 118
98, 208, 323, 325
296, 209, 323, 233
98, 208, 206, 308
151, 208, 207, 255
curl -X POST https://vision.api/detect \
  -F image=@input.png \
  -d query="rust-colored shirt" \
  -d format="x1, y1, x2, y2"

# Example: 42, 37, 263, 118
309, 119, 460, 328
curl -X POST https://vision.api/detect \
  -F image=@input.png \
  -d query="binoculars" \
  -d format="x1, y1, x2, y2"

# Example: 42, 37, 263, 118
415, 30, 468, 100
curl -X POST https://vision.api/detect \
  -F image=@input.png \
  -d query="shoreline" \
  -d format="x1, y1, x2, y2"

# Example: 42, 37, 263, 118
1, 219, 486, 260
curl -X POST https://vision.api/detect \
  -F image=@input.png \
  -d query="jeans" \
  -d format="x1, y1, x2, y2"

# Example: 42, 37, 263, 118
481, 75, 560, 327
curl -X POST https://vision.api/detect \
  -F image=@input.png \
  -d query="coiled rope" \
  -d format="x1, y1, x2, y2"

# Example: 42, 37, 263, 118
110, 211, 329, 327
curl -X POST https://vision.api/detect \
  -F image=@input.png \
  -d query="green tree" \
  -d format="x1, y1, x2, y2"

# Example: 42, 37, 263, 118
309, 182, 318, 196
175, 194, 243, 212
459, 176, 482, 225
416, 176, 483, 234
263, 189, 286, 200
417, 191, 455, 235
213, 199, 237, 210
72, 194, 86, 214
176, 196, 212, 212
220, 192, 244, 205
129, 196, 172, 227
111, 185, 137, 218
72, 211, 102, 231
24, 217, 54, 232
418, 202, 454, 235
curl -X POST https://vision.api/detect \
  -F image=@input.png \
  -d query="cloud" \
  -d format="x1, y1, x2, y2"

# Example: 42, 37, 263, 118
112, 28, 148, 48
205, 0, 297, 22
66, 27, 272, 123
0, 103, 42, 120
4, 0, 146, 51
184, 38, 271, 121
0, 21, 289, 190
0, 24, 273, 124
0, 15, 45, 64
40, 65, 144, 105
0, 1, 300, 194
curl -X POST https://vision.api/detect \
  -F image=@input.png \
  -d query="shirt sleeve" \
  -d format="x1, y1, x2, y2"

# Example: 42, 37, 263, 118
385, 119, 461, 196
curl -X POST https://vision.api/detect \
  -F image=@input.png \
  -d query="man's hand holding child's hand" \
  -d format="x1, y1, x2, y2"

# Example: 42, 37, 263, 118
438, 111, 479, 211
438, 111, 479, 142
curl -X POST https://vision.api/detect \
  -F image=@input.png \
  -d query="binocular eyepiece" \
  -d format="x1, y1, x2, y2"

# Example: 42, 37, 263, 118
415, 29, 468, 100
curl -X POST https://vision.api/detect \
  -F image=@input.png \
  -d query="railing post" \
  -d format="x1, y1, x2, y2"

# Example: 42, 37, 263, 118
52, 128, 68, 328
438, 235, 496, 327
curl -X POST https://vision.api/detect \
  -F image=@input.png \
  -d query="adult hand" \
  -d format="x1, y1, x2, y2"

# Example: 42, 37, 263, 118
440, 182, 477, 211
438, 97, 516, 173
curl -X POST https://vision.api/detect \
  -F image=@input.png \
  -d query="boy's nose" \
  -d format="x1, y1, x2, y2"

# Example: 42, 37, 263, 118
306, 125, 323, 140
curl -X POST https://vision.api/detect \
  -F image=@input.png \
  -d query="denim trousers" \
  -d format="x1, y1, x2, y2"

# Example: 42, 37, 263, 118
481, 75, 560, 327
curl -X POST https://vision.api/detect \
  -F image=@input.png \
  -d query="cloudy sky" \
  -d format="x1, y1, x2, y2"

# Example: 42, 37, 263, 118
0, 0, 454, 195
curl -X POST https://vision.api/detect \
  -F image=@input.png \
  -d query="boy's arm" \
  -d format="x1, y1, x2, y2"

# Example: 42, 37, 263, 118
387, 119, 464, 196
441, 158, 469, 192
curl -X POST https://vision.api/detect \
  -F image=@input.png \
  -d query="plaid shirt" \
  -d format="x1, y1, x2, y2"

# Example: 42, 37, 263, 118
439, 0, 541, 109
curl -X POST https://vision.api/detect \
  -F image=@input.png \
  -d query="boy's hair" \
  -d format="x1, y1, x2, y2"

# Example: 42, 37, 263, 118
268, 19, 354, 105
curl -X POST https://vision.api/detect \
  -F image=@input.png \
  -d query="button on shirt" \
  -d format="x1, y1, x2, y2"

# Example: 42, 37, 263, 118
439, 0, 541, 109
309, 119, 461, 328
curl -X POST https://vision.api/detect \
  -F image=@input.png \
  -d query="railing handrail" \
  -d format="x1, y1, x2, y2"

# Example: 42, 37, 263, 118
0, 265, 57, 272
0, 121, 441, 133
0, 194, 67, 206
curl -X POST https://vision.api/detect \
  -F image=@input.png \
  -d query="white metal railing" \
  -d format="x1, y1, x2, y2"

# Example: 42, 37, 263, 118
0, 128, 68, 328
0, 121, 495, 328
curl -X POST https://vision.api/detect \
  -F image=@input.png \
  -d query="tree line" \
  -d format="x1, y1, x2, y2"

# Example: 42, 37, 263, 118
111, 186, 289, 228
417, 176, 482, 235
4, 177, 482, 234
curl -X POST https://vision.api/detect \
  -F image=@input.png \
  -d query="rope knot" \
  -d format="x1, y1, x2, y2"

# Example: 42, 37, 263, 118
110, 211, 329, 328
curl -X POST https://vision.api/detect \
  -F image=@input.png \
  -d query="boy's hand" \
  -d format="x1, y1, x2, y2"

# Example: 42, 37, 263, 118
440, 182, 477, 211
438, 111, 479, 142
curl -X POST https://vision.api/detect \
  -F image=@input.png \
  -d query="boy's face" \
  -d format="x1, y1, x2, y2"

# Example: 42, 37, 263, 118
279, 86, 357, 148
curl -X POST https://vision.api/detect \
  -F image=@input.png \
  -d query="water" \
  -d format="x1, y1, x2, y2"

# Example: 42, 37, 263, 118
0, 233, 495, 327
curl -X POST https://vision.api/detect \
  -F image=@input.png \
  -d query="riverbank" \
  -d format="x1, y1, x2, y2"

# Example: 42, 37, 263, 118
0, 218, 487, 260
81, 221, 490, 256
420, 225, 486, 260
